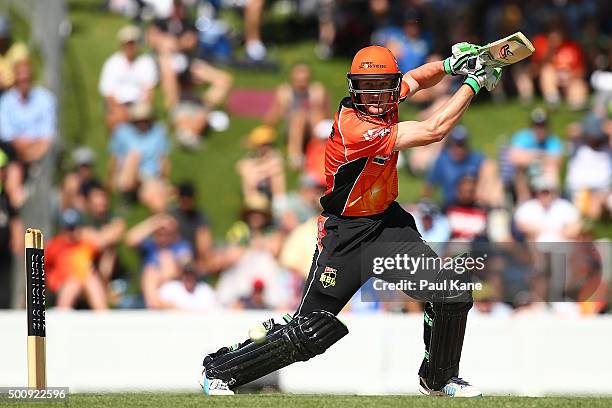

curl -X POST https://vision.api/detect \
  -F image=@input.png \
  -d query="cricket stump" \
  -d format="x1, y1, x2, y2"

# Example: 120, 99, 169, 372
25, 228, 46, 389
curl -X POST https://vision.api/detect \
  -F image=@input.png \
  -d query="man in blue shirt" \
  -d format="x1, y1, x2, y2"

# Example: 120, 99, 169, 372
125, 212, 193, 309
0, 59, 56, 164
424, 125, 486, 206
508, 108, 563, 202
371, 9, 431, 72
109, 102, 170, 195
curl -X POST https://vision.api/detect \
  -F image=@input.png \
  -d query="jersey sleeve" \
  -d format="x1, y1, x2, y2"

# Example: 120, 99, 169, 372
337, 109, 398, 160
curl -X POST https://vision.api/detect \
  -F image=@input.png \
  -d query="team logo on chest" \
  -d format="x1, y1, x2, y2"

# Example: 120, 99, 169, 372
362, 126, 391, 141
320, 266, 337, 288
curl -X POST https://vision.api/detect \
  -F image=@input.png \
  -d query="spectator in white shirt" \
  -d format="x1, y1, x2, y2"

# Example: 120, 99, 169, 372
514, 175, 582, 242
565, 115, 611, 220
99, 25, 157, 130
158, 266, 219, 311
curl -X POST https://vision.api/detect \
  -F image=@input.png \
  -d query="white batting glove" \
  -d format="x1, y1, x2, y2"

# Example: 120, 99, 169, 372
463, 66, 503, 94
443, 42, 480, 76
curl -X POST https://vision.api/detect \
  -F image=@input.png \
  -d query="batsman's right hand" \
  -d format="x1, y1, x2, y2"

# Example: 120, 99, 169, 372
463, 66, 502, 94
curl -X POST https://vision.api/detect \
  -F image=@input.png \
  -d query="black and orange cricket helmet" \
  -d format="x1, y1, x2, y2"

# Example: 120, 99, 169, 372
347, 45, 402, 116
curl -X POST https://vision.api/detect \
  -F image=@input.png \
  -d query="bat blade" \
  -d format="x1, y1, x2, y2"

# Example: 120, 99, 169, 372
478, 32, 535, 67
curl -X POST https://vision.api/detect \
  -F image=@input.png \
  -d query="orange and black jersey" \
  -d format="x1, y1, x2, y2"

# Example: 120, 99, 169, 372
320, 78, 410, 216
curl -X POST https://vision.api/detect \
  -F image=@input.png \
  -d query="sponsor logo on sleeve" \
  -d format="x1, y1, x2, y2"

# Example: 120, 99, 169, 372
372, 155, 390, 165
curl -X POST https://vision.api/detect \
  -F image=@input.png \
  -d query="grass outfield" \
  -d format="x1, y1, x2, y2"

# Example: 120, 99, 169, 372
4, 394, 612, 408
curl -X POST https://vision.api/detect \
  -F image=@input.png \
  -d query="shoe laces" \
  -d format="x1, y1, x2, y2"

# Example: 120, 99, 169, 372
210, 379, 231, 390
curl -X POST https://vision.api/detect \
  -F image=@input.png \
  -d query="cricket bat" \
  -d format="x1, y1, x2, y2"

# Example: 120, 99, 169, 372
477, 32, 535, 67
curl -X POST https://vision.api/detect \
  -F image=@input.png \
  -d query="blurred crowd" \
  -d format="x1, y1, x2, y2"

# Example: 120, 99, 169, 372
0, 0, 610, 316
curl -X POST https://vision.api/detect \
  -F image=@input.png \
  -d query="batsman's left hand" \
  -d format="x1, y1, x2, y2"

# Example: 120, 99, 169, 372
444, 42, 480, 76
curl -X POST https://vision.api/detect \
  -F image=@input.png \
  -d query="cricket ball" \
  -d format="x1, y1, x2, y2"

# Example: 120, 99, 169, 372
248, 324, 268, 343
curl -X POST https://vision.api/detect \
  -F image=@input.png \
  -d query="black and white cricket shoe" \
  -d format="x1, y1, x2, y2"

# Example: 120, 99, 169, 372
419, 376, 482, 397
200, 368, 234, 396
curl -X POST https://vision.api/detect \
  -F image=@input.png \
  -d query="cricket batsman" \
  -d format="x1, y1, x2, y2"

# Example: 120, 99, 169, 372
200, 43, 501, 397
